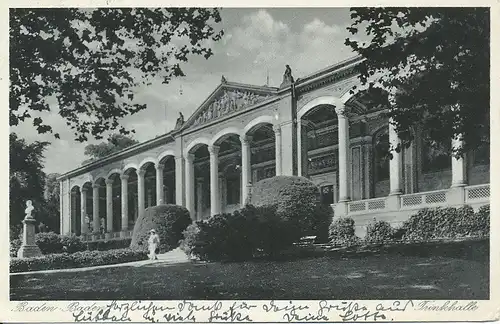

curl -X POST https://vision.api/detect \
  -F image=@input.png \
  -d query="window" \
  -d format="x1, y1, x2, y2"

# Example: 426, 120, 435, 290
226, 176, 240, 205
320, 185, 334, 205
373, 128, 390, 182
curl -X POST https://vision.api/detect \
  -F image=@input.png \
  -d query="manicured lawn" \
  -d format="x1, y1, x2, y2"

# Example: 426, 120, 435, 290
10, 252, 488, 300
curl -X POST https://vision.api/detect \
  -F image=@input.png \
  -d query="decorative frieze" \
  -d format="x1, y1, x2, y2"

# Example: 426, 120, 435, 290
308, 154, 337, 174
192, 90, 272, 127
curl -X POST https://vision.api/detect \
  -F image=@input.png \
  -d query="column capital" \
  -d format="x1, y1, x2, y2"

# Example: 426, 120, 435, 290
120, 174, 129, 181
273, 125, 281, 135
92, 183, 100, 189
184, 152, 195, 162
105, 178, 114, 186
208, 145, 220, 156
240, 135, 253, 146
155, 163, 165, 171
335, 105, 348, 117
138, 169, 146, 177
81, 186, 88, 193
175, 155, 184, 161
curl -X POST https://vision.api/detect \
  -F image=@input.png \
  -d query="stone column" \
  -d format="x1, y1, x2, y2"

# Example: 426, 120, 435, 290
336, 107, 350, 201
240, 135, 252, 206
448, 136, 467, 206
137, 169, 146, 221
156, 163, 165, 205
451, 136, 467, 187
91, 184, 100, 238
175, 156, 185, 206
297, 121, 303, 176
105, 179, 113, 236
208, 145, 221, 216
184, 153, 195, 217
59, 181, 64, 235
80, 187, 88, 234
389, 118, 403, 195
120, 174, 129, 235
196, 179, 204, 220
273, 125, 282, 176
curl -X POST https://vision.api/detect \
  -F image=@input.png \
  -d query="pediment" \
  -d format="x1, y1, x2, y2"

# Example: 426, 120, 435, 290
184, 84, 276, 129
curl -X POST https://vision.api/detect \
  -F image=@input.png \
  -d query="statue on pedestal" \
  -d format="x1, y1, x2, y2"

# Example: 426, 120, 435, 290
17, 200, 42, 259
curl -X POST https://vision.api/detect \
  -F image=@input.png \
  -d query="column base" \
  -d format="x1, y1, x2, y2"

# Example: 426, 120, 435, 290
334, 200, 349, 217
105, 232, 112, 240
447, 185, 466, 206
386, 194, 401, 210
17, 244, 42, 258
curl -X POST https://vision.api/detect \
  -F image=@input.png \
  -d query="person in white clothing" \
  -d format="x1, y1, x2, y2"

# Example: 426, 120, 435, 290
148, 229, 160, 260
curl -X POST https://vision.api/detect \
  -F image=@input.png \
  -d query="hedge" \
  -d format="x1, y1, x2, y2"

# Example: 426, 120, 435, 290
130, 204, 192, 253
10, 248, 148, 273
86, 238, 132, 251
180, 204, 302, 261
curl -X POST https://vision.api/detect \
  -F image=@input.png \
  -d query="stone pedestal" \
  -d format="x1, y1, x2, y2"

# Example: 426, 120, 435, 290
17, 217, 42, 258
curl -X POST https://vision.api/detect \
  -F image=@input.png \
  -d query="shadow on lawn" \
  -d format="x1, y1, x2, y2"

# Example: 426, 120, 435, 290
10, 239, 489, 300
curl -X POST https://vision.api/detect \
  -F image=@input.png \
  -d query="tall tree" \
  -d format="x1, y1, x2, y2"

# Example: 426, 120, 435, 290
82, 133, 139, 165
10, 8, 223, 142
345, 7, 489, 156
42, 173, 61, 232
9, 133, 49, 238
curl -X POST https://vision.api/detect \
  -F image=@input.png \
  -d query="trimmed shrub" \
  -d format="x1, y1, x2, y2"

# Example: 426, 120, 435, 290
60, 235, 86, 253
311, 203, 334, 243
130, 204, 192, 253
86, 238, 132, 251
402, 205, 489, 242
365, 219, 396, 244
10, 248, 148, 273
180, 204, 303, 261
328, 217, 360, 246
10, 238, 22, 257
35, 232, 64, 254
250, 176, 324, 237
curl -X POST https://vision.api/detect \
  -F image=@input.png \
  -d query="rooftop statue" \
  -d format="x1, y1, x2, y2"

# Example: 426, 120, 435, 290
174, 112, 185, 129
280, 64, 294, 88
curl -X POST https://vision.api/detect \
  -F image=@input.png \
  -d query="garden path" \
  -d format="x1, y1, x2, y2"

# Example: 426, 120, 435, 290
10, 248, 190, 276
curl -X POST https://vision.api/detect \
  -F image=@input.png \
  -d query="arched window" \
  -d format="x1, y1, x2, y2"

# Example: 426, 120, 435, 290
373, 127, 390, 183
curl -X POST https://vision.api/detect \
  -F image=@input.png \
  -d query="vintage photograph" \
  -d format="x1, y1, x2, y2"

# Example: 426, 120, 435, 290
8, 6, 490, 303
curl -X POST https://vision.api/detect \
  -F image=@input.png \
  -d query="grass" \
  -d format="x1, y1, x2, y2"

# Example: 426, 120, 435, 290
10, 247, 488, 300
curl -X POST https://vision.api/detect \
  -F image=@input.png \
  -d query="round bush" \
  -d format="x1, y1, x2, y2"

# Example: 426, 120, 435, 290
328, 217, 360, 247
365, 219, 396, 244
130, 204, 192, 253
250, 176, 322, 235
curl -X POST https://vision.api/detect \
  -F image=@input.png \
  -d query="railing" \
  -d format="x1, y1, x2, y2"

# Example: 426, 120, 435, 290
400, 189, 448, 210
348, 197, 387, 214
465, 184, 490, 203
80, 229, 133, 242
341, 184, 489, 217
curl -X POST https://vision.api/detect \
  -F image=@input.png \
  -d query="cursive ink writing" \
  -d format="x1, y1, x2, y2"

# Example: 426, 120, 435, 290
417, 301, 478, 311
72, 308, 131, 322
164, 310, 196, 322
376, 300, 414, 312
208, 302, 256, 322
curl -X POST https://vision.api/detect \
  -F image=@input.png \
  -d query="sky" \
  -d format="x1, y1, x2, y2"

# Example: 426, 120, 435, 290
12, 8, 360, 175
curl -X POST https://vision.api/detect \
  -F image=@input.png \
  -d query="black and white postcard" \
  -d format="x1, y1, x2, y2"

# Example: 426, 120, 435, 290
2, 1, 499, 323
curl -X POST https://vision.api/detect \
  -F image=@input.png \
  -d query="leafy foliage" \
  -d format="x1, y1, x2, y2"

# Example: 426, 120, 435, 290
328, 217, 361, 247
250, 176, 325, 236
86, 238, 132, 251
9, 133, 49, 238
345, 8, 489, 157
41, 172, 61, 232
10, 8, 223, 141
10, 248, 147, 273
130, 204, 192, 253
364, 219, 396, 244
34, 232, 86, 254
82, 133, 139, 165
